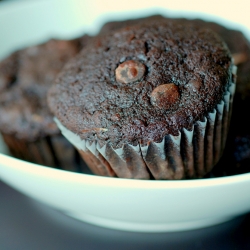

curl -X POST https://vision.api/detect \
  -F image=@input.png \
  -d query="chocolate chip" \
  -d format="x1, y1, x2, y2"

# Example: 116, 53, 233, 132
151, 83, 180, 109
115, 60, 145, 84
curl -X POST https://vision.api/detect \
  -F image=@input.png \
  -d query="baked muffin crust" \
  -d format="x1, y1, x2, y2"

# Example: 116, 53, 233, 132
0, 39, 81, 141
49, 20, 233, 148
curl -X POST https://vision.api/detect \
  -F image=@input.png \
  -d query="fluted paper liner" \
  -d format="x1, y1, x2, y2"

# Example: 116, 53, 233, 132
1, 133, 86, 172
55, 79, 236, 180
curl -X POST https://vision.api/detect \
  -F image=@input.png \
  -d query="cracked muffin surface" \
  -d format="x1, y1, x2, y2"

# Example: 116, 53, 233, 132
48, 19, 233, 148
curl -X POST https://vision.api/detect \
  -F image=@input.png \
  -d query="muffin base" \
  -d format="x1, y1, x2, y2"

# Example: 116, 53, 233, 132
1, 133, 88, 173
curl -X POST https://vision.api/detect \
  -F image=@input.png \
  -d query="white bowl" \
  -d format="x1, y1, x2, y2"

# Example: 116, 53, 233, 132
1, 0, 250, 232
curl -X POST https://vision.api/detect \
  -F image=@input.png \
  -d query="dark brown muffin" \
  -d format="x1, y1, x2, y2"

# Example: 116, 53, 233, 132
49, 19, 235, 180
0, 38, 89, 171
100, 16, 250, 178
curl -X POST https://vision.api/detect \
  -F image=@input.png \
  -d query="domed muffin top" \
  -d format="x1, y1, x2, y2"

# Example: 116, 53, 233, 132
0, 39, 82, 141
48, 19, 233, 148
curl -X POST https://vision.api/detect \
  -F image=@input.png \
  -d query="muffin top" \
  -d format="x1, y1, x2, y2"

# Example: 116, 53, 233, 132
100, 16, 250, 140
188, 19, 250, 100
100, 16, 250, 97
48, 19, 233, 148
0, 39, 82, 141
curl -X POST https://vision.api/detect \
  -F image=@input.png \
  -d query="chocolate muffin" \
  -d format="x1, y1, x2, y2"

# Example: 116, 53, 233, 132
0, 38, 89, 171
48, 19, 235, 180
100, 16, 250, 177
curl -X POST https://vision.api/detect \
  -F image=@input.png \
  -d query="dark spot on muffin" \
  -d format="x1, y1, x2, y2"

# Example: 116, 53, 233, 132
115, 60, 146, 84
4, 75, 17, 89
144, 41, 150, 54
150, 83, 180, 109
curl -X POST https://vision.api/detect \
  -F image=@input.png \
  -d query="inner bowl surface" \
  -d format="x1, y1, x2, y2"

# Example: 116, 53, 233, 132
0, 0, 250, 232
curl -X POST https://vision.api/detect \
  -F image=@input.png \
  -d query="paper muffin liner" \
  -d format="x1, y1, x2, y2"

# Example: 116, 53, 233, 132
1, 133, 88, 173
55, 74, 236, 180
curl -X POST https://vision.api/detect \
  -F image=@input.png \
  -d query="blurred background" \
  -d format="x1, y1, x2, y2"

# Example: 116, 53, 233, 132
0, 0, 250, 60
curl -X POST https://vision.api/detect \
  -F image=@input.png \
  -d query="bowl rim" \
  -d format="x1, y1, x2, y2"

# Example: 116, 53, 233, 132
1, 0, 250, 191
1, 152, 250, 189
